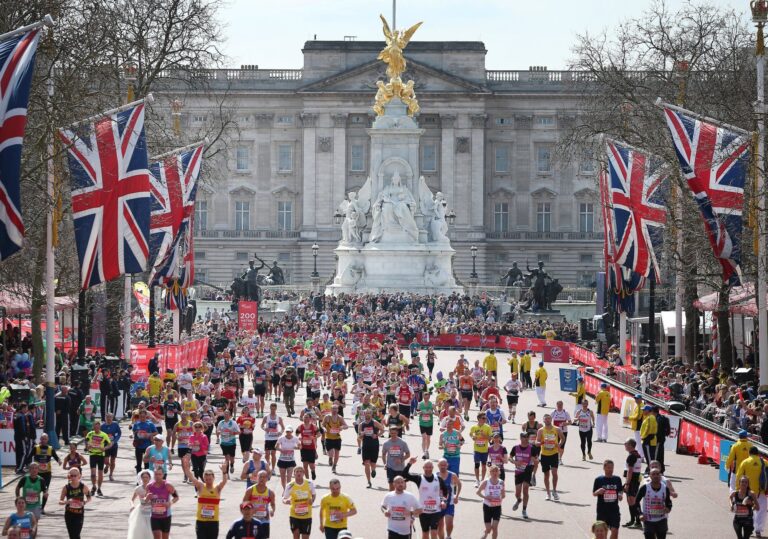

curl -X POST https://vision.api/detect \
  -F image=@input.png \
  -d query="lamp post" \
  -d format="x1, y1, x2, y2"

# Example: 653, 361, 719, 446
446, 209, 456, 226
752, 0, 768, 390
470, 245, 478, 279
311, 243, 319, 278
333, 209, 343, 225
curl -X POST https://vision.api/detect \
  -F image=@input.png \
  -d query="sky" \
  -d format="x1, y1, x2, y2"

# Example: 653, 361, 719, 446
218, 0, 747, 70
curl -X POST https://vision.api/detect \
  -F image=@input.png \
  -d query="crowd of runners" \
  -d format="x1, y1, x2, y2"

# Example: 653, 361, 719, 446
5, 329, 687, 539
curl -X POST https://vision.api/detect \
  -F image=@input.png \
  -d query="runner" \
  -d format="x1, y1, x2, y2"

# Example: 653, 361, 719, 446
132, 409, 158, 474
381, 476, 422, 539
385, 403, 410, 437
226, 501, 269, 539
487, 434, 508, 482
145, 467, 179, 539
237, 406, 256, 463
181, 455, 229, 539
252, 361, 268, 417
261, 403, 285, 472
189, 422, 210, 483
436, 458, 462, 539
470, 413, 494, 487
731, 476, 759, 539
283, 467, 316, 539
59, 467, 91, 539
417, 391, 435, 459
401, 458, 450, 539
15, 463, 45, 521
242, 469, 276, 536
622, 438, 643, 529
358, 408, 385, 488
241, 447, 271, 487
635, 468, 673, 539
483, 396, 506, 442
395, 379, 414, 424
101, 413, 122, 481
439, 419, 462, 476
510, 432, 539, 519
297, 413, 320, 480
458, 370, 474, 421
322, 405, 349, 474
276, 425, 300, 489
162, 392, 182, 453
592, 459, 624, 539
319, 479, 358, 539
31, 433, 59, 513
574, 400, 596, 461
281, 366, 300, 417
63, 443, 87, 472
2, 498, 37, 539
477, 464, 504, 539
382, 427, 411, 491
217, 409, 241, 474
535, 413, 563, 501
503, 373, 522, 422
144, 434, 173, 477
85, 419, 112, 496
174, 412, 194, 482
551, 401, 571, 463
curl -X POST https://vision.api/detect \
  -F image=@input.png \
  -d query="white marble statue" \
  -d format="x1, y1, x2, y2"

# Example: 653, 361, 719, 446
339, 260, 365, 286
424, 262, 449, 287
369, 170, 419, 243
428, 192, 449, 243
338, 191, 368, 244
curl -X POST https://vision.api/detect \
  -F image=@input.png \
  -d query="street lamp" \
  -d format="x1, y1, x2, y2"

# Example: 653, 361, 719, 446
170, 98, 184, 137
446, 209, 456, 226
470, 245, 478, 279
333, 209, 343, 225
123, 60, 137, 102
752, 0, 768, 390
311, 243, 319, 278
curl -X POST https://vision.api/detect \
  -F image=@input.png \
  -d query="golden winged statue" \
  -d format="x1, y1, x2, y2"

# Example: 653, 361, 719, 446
378, 15, 422, 81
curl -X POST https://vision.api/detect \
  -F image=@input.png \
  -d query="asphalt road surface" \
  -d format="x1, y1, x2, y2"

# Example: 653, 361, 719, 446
0, 349, 735, 538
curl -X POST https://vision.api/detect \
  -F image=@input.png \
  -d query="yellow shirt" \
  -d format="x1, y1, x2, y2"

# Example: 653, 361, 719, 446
470, 424, 494, 453
182, 399, 198, 413
575, 382, 586, 404
436, 392, 451, 407
286, 480, 314, 519
539, 426, 560, 456
629, 402, 644, 430
520, 354, 531, 372
196, 485, 220, 522
483, 354, 498, 372
324, 416, 344, 440
640, 414, 657, 446
319, 401, 333, 417
737, 455, 764, 493
508, 356, 519, 373
534, 367, 548, 388
727, 440, 755, 472
147, 376, 163, 397
320, 492, 355, 529
595, 390, 611, 415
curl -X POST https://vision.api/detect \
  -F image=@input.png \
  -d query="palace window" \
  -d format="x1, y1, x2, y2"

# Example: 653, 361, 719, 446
536, 202, 551, 232
278, 144, 293, 172
277, 201, 293, 231
493, 202, 509, 233
235, 201, 250, 231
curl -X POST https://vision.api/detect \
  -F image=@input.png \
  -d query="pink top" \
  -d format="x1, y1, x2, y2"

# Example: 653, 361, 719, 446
189, 432, 209, 457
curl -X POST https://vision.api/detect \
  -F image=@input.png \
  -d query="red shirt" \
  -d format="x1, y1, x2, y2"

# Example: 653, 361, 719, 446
481, 386, 501, 402
296, 424, 318, 449
397, 386, 413, 405
237, 415, 255, 434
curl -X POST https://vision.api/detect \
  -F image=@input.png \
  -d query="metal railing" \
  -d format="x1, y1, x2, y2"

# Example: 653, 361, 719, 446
195, 229, 300, 239
158, 68, 303, 82
486, 231, 604, 241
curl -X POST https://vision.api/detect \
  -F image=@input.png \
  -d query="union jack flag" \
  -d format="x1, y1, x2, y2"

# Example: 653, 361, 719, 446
59, 103, 151, 289
0, 28, 43, 261
606, 140, 668, 283
148, 145, 202, 285
663, 105, 750, 285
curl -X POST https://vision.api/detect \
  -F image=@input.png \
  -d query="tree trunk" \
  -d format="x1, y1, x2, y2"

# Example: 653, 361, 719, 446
684, 263, 699, 365
105, 279, 122, 355
718, 283, 734, 377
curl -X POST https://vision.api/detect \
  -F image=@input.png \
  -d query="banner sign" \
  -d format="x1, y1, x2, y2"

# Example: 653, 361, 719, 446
678, 418, 725, 462
128, 337, 209, 380
238, 301, 259, 331
133, 281, 151, 322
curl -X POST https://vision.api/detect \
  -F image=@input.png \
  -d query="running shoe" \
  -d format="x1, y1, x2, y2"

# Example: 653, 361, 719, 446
371, 470, 377, 478
588, 452, 593, 460
552, 491, 560, 501
530, 475, 536, 487
311, 470, 316, 480
522, 509, 529, 519
545, 493, 551, 501
357, 447, 361, 455
512, 499, 520, 511
582, 454, 586, 461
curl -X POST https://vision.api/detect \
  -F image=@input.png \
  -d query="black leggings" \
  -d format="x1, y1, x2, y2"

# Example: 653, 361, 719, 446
65, 513, 84, 539
734, 520, 754, 539
579, 429, 593, 455
191, 454, 207, 480
643, 519, 668, 539
135, 447, 148, 474
196, 520, 219, 539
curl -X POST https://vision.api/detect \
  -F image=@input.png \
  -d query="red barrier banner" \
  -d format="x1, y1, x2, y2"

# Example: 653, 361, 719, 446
678, 418, 724, 461
543, 343, 569, 363
129, 337, 209, 380
238, 301, 259, 331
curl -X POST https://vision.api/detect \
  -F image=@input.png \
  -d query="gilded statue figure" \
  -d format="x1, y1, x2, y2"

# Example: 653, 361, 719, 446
378, 15, 422, 80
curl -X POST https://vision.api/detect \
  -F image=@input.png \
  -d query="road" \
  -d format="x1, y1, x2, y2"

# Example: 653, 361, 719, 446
0, 349, 735, 538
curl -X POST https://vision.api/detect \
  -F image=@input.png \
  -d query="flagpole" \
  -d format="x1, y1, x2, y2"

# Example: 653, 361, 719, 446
150, 138, 209, 162
752, 2, 768, 391
655, 99, 752, 136
61, 94, 154, 130
45, 75, 58, 447
0, 14, 54, 42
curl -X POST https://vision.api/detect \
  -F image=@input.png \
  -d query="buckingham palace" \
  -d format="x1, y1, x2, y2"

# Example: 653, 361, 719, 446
165, 39, 603, 287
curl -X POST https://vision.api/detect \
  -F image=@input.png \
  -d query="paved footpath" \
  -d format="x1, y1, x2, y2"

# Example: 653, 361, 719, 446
1, 349, 735, 538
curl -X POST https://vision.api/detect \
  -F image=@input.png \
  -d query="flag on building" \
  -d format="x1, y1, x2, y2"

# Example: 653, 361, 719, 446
59, 102, 151, 289
0, 27, 43, 261
662, 104, 750, 285
148, 144, 203, 285
606, 139, 668, 283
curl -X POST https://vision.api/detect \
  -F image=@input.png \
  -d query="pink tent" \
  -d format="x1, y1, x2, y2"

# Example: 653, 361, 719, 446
0, 291, 77, 315
694, 283, 759, 316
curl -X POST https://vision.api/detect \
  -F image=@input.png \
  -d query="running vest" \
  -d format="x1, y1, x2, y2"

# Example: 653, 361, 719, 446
512, 445, 534, 474
442, 431, 461, 457
8, 512, 34, 538
196, 485, 220, 521
551, 410, 570, 428
540, 426, 559, 456
287, 481, 313, 519
574, 410, 594, 432
733, 491, 755, 521
65, 483, 86, 515
483, 479, 504, 506
524, 421, 540, 438
148, 481, 172, 519
625, 450, 643, 475
360, 420, 379, 442
642, 483, 668, 523
325, 417, 343, 439
245, 460, 267, 488
176, 422, 194, 448
486, 408, 503, 436
264, 416, 280, 440
21, 476, 42, 508
33, 445, 54, 473
248, 485, 272, 521
418, 476, 442, 514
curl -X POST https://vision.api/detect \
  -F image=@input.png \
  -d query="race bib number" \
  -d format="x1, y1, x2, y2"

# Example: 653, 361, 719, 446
200, 505, 216, 519
38, 462, 49, 472
515, 458, 528, 472
191, 443, 201, 452
421, 413, 431, 422
446, 443, 458, 453
25, 493, 39, 504
254, 504, 268, 519
488, 496, 501, 507
294, 501, 309, 516
391, 506, 407, 521
423, 499, 438, 512
152, 502, 167, 515
389, 447, 401, 457
603, 489, 618, 502
329, 427, 340, 435
543, 433, 557, 451
736, 504, 751, 517
330, 510, 343, 522
68, 499, 83, 509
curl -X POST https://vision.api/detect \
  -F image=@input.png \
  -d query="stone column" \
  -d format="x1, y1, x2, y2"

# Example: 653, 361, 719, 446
255, 113, 274, 228
331, 113, 347, 218
440, 114, 456, 215
470, 113, 487, 229
301, 112, 318, 237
